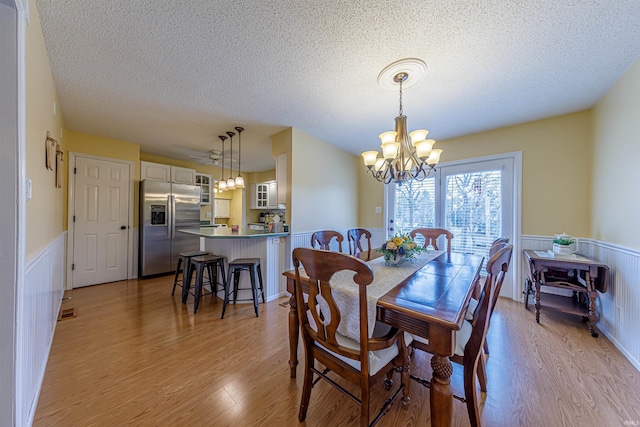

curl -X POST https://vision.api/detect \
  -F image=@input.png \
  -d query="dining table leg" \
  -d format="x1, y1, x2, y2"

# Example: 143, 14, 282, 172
430, 354, 454, 427
287, 277, 299, 378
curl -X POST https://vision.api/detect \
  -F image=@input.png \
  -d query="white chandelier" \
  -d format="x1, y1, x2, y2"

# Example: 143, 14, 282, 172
361, 59, 442, 184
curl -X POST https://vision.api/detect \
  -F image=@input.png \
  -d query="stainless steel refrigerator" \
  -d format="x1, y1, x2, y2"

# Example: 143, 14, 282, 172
139, 180, 201, 277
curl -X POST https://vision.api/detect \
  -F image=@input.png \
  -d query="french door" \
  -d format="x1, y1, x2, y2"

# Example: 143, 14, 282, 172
387, 154, 519, 298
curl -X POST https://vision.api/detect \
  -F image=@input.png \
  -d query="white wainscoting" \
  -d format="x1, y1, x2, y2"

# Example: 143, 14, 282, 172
522, 235, 640, 371
17, 232, 66, 426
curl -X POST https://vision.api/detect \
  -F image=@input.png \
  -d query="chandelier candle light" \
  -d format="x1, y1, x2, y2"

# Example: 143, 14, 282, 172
362, 59, 442, 184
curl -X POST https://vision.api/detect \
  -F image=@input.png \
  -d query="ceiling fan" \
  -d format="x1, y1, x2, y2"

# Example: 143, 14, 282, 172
188, 150, 223, 165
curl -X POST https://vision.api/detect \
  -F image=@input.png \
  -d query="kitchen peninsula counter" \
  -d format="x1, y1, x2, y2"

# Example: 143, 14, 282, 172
179, 228, 288, 239
178, 228, 289, 303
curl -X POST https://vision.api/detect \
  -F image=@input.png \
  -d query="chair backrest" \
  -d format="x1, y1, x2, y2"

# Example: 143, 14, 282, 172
489, 240, 509, 257
310, 230, 344, 252
491, 237, 509, 246
489, 237, 509, 256
410, 228, 453, 252
347, 228, 372, 260
464, 245, 513, 364
292, 248, 373, 362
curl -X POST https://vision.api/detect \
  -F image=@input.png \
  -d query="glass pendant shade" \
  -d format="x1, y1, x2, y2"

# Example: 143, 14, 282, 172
235, 176, 245, 188
409, 129, 429, 142
361, 151, 378, 167
219, 180, 227, 191
413, 139, 435, 159
427, 148, 442, 165
226, 178, 236, 189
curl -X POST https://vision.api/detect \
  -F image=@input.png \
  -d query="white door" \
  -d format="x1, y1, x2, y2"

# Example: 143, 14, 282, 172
72, 156, 130, 287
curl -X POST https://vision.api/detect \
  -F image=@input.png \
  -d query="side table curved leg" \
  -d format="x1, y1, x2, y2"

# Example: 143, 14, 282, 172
588, 289, 599, 337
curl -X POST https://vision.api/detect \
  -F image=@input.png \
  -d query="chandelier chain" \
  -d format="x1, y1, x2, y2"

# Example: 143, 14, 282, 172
399, 78, 403, 116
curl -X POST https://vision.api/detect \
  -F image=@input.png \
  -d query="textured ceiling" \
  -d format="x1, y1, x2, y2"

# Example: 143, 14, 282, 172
35, 0, 640, 172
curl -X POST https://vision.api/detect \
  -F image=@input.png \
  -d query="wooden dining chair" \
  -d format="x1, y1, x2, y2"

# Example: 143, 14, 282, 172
347, 228, 372, 260
410, 244, 513, 427
470, 239, 510, 354
292, 248, 411, 427
310, 230, 344, 252
410, 228, 453, 253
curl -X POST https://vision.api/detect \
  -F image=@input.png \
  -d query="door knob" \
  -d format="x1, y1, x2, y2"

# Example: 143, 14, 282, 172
120, 226, 127, 230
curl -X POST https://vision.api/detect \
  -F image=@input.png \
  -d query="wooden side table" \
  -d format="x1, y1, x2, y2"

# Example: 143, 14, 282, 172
523, 249, 609, 337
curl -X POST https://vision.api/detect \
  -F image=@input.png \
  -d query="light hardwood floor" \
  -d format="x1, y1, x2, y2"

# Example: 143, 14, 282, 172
35, 276, 640, 426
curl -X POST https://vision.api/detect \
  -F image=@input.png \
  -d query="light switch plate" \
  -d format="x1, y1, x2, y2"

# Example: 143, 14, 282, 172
375, 206, 382, 214
26, 177, 32, 200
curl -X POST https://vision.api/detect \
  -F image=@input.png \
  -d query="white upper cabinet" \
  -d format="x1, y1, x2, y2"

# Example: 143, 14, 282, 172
141, 161, 170, 182
195, 173, 211, 205
267, 181, 278, 209
250, 183, 269, 209
141, 161, 195, 184
171, 166, 196, 184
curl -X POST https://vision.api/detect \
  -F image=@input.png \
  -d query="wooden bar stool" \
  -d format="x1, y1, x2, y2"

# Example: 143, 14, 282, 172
185, 254, 227, 313
172, 250, 208, 298
221, 258, 264, 319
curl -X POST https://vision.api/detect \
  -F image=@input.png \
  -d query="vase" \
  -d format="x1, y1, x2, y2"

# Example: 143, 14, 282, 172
385, 255, 405, 267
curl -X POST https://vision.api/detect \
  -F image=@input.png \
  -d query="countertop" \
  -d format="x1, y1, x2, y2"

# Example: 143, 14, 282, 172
178, 227, 288, 239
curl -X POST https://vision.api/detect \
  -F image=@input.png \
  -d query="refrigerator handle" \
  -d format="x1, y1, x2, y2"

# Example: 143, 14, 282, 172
171, 195, 176, 238
167, 195, 172, 238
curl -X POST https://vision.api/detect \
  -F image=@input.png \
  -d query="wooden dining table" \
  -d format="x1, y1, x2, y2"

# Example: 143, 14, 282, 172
283, 251, 484, 427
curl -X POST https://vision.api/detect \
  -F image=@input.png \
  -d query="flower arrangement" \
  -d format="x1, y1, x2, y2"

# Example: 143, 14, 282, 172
378, 234, 423, 265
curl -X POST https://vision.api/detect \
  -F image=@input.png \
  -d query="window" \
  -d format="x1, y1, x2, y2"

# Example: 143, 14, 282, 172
387, 154, 519, 298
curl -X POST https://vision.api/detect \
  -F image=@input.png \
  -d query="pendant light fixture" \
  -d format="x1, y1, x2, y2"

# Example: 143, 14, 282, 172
234, 126, 245, 188
218, 135, 227, 191
226, 131, 236, 190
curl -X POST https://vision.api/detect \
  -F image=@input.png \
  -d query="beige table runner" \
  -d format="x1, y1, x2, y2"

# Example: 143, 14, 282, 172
328, 250, 443, 343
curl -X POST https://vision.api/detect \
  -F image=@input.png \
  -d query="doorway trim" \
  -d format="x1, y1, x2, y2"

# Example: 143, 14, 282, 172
66, 152, 136, 289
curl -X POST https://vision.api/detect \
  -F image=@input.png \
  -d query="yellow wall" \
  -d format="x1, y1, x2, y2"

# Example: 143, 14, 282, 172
65, 130, 140, 228
25, 0, 66, 258
228, 189, 244, 227
591, 58, 640, 249
357, 111, 593, 238
289, 128, 359, 233
357, 165, 385, 228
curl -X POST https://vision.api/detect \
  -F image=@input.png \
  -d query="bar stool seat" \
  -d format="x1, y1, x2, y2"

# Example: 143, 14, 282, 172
184, 254, 227, 313
221, 258, 265, 318
172, 250, 209, 298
